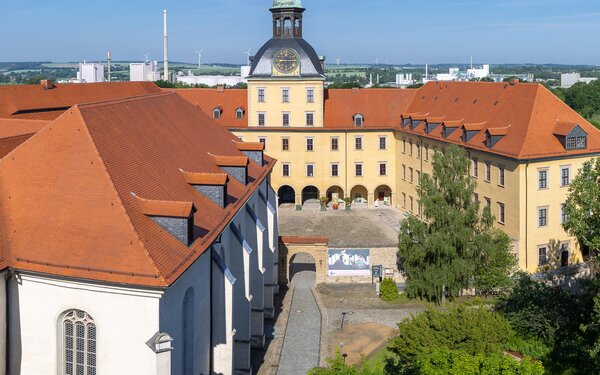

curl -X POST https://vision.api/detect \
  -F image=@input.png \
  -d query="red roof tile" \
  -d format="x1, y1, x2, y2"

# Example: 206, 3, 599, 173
181, 171, 228, 186
134, 195, 195, 218
234, 141, 265, 151
0, 92, 274, 287
211, 154, 249, 167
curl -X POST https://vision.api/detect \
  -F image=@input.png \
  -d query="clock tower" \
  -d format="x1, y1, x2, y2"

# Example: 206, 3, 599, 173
246, 0, 325, 128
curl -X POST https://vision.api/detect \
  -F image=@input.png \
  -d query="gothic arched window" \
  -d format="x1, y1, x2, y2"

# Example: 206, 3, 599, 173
182, 288, 195, 375
62, 309, 97, 375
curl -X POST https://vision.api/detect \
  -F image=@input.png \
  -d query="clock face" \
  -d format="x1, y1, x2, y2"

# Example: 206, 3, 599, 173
273, 48, 299, 74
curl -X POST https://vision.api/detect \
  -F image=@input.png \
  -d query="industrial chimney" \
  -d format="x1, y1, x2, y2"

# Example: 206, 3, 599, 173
163, 10, 169, 82
107, 49, 111, 82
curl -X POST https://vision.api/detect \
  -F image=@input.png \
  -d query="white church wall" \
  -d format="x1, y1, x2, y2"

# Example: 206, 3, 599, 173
267, 184, 280, 294
8, 272, 162, 375
0, 272, 6, 375
212, 233, 235, 375
244, 194, 265, 348
159, 250, 211, 375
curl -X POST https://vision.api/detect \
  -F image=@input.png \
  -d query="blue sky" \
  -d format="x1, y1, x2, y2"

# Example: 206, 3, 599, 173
1, 0, 599, 65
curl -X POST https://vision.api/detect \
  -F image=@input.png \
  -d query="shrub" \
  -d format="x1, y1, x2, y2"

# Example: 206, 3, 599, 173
385, 306, 514, 373
504, 335, 551, 360
380, 278, 399, 302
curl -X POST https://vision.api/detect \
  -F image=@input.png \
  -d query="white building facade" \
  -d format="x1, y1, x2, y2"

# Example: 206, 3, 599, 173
76, 62, 105, 83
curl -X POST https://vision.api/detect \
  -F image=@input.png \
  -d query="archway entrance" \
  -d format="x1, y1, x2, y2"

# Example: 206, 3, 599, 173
326, 186, 344, 204
350, 185, 368, 205
374, 185, 392, 206
278, 185, 296, 205
279, 237, 328, 285
289, 253, 316, 287
301, 186, 320, 205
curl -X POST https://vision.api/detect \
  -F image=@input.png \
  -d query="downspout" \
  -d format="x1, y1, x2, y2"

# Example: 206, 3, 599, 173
525, 160, 530, 270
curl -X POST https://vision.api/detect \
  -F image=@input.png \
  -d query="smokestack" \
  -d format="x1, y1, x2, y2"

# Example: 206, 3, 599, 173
425, 64, 428, 82
163, 10, 169, 82
107, 49, 111, 82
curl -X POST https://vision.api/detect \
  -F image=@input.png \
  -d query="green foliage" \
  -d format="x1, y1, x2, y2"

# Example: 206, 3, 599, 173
497, 274, 598, 373
154, 80, 210, 89
309, 349, 367, 375
397, 145, 515, 303
406, 83, 424, 89
415, 348, 544, 375
562, 157, 600, 255
385, 306, 513, 373
564, 80, 600, 120
380, 278, 399, 302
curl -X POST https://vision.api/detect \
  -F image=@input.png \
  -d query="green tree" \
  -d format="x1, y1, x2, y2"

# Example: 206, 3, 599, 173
562, 157, 600, 258
309, 349, 366, 375
398, 145, 515, 303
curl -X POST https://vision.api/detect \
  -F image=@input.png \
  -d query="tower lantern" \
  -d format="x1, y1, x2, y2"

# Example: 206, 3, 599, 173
271, 0, 305, 38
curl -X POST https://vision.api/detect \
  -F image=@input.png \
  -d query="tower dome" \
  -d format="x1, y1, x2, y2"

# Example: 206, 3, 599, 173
248, 1, 324, 78
272, 0, 303, 9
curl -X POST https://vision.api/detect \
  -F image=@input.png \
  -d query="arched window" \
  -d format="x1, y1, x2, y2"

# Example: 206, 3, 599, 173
62, 310, 96, 375
182, 288, 195, 375
236, 107, 245, 119
283, 18, 292, 36
354, 114, 364, 127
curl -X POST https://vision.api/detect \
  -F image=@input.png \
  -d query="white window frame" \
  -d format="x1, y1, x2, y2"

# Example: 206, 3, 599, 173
282, 163, 290, 177
282, 112, 290, 127
354, 136, 363, 150
306, 163, 314, 177
60, 310, 97, 375
258, 112, 266, 127
355, 162, 363, 177
560, 165, 571, 187
485, 161, 491, 182
379, 162, 387, 176
538, 245, 549, 266
331, 163, 339, 177
379, 136, 387, 150
498, 165, 505, 187
354, 114, 364, 127
306, 112, 315, 127
498, 202, 505, 224
472, 158, 479, 178
306, 87, 315, 103
257, 87, 266, 103
282, 88, 290, 103
538, 169, 548, 190
538, 206, 548, 227
306, 137, 315, 152
281, 137, 290, 151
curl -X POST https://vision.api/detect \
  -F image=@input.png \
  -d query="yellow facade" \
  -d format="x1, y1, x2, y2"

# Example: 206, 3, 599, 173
247, 80, 324, 128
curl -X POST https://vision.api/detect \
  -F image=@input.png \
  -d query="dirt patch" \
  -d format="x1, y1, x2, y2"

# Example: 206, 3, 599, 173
327, 323, 397, 365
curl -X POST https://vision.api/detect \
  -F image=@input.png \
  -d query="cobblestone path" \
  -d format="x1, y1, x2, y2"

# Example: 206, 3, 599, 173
277, 255, 320, 375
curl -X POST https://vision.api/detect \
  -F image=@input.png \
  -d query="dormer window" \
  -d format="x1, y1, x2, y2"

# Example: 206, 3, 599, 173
553, 122, 588, 151
236, 107, 245, 119
402, 117, 411, 128
354, 114, 364, 127
213, 107, 222, 119
485, 126, 509, 148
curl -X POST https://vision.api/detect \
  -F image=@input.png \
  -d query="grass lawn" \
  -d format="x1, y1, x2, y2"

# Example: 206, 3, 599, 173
359, 345, 391, 373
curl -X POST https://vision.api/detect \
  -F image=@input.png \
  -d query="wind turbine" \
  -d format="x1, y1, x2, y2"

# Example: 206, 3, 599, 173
336, 57, 340, 65
244, 49, 252, 66
144, 53, 150, 63
195, 49, 204, 70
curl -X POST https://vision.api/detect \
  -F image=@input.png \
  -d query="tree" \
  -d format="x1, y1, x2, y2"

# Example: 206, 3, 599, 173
397, 145, 515, 303
309, 349, 366, 375
562, 157, 600, 258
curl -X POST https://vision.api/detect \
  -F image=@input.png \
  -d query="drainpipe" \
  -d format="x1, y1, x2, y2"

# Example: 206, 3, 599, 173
525, 160, 530, 270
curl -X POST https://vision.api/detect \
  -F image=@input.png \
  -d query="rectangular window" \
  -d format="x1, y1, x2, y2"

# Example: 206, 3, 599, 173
485, 162, 491, 182
258, 112, 266, 126
282, 163, 290, 177
354, 115, 363, 127
409, 167, 414, 183
410, 196, 414, 212
485, 197, 491, 208
499, 166, 505, 187
472, 158, 479, 178
417, 171, 421, 185
355, 136, 363, 150
538, 207, 548, 227
402, 193, 407, 208
282, 112, 290, 127
425, 145, 429, 161
379, 163, 387, 176
561, 204, 568, 224
416, 144, 421, 159
538, 169, 548, 189
306, 112, 314, 126
576, 136, 587, 149
306, 163, 314, 177
282, 137, 289, 151
379, 136, 387, 150
474, 193, 479, 204
307, 88, 315, 103
258, 137, 267, 149
498, 202, 505, 224
258, 88, 265, 102
306, 138, 314, 151
561, 166, 571, 187
331, 137, 339, 151
402, 165, 406, 180
331, 163, 339, 177
538, 246, 548, 266
409, 140, 413, 156
355, 163, 363, 177
282, 88, 290, 103
402, 139, 406, 154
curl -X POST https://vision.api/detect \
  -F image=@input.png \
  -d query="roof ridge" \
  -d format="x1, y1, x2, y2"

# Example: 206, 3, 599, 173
76, 91, 173, 110
75, 107, 166, 283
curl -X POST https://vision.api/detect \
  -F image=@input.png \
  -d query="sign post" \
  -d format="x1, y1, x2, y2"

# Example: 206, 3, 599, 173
371, 265, 382, 284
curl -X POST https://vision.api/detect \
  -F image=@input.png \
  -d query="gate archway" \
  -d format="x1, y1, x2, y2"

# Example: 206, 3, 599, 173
301, 186, 320, 205
279, 237, 328, 285
277, 185, 296, 205
374, 185, 392, 206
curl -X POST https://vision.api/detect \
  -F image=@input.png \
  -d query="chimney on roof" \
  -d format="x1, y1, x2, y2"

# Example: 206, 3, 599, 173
181, 171, 229, 208
216, 85, 225, 93
40, 80, 55, 90
352, 87, 359, 94
509, 78, 520, 85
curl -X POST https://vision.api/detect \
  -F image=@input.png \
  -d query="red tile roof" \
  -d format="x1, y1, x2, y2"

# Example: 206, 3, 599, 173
211, 154, 249, 167
173, 82, 600, 160
0, 118, 50, 158
181, 171, 229, 186
0, 92, 274, 287
135, 195, 195, 218
234, 141, 265, 151
0, 81, 161, 121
